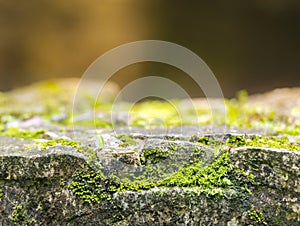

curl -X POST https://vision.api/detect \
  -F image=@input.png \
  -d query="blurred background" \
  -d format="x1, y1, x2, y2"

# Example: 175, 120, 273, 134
0, 0, 300, 98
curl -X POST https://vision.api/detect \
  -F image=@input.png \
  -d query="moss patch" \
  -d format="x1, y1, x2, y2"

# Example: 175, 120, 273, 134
68, 118, 112, 128
116, 134, 138, 147
37, 138, 81, 150
69, 150, 256, 204
68, 169, 119, 204
69, 133, 300, 204
190, 135, 224, 147
158, 152, 232, 189
247, 207, 268, 225
158, 151, 255, 196
142, 148, 174, 164
130, 100, 182, 127
11, 204, 36, 225
229, 135, 300, 151
191, 134, 300, 152
36, 139, 98, 163
225, 90, 300, 136
142, 143, 179, 164
0, 128, 46, 139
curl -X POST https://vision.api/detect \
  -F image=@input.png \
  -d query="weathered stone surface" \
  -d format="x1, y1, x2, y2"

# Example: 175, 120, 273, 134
0, 148, 89, 225
231, 147, 300, 225
0, 80, 299, 225
0, 130, 299, 225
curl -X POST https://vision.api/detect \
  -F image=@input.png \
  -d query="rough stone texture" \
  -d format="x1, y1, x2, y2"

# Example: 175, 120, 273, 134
0, 80, 300, 225
0, 150, 90, 225
231, 147, 300, 225
0, 131, 299, 225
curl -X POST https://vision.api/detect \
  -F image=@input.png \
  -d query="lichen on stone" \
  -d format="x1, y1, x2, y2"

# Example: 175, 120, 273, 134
1, 80, 300, 224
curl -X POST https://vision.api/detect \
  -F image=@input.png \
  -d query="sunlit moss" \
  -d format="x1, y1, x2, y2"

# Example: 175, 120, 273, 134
156, 151, 255, 196
192, 134, 300, 152
36, 138, 98, 162
68, 169, 121, 204
273, 125, 300, 136
224, 91, 300, 135
69, 149, 257, 205
130, 100, 182, 127
37, 138, 81, 150
244, 135, 300, 151
77, 119, 111, 128
0, 128, 46, 139
226, 134, 300, 151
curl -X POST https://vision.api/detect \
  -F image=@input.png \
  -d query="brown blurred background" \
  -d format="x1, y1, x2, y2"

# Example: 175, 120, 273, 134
0, 0, 300, 97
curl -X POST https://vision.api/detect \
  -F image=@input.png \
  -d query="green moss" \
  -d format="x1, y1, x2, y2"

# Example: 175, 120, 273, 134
231, 135, 300, 152
225, 101, 245, 128
118, 178, 154, 192
68, 169, 119, 204
36, 138, 98, 162
274, 125, 300, 136
112, 213, 125, 221
50, 113, 112, 128
140, 142, 185, 166
158, 151, 256, 197
0, 128, 46, 139
37, 138, 81, 150
82, 147, 98, 163
68, 148, 258, 208
11, 205, 23, 222
11, 204, 36, 225
127, 92, 300, 134
68, 134, 298, 205
116, 134, 138, 147
224, 90, 300, 136
70, 118, 112, 128
60, 178, 66, 186
226, 135, 246, 147
130, 100, 182, 127
236, 90, 248, 103
191, 134, 300, 152
142, 148, 174, 164
69, 167, 157, 204
248, 208, 268, 225
159, 152, 231, 188
190, 135, 223, 147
